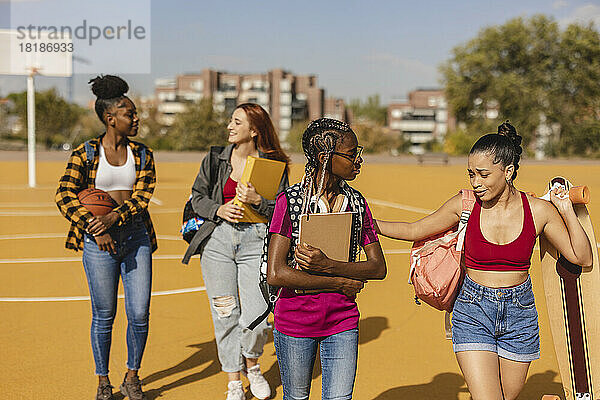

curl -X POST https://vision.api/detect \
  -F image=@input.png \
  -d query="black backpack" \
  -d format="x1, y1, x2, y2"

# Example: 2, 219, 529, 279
180, 147, 221, 243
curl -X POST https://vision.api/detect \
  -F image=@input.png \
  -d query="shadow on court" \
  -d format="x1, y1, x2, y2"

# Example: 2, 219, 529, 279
372, 373, 466, 399
517, 370, 563, 399
309, 316, 390, 383
371, 370, 563, 400
129, 333, 279, 400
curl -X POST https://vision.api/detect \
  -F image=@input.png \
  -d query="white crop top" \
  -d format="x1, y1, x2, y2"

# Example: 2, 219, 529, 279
95, 145, 136, 191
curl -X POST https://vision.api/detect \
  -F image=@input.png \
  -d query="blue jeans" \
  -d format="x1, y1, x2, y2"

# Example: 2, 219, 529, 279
452, 274, 540, 362
273, 328, 359, 400
82, 220, 152, 376
200, 222, 270, 372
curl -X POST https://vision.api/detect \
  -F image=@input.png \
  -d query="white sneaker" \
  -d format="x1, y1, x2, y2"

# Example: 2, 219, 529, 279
225, 380, 244, 400
244, 364, 271, 400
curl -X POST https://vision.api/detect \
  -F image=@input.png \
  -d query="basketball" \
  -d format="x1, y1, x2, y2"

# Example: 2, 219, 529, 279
77, 188, 117, 216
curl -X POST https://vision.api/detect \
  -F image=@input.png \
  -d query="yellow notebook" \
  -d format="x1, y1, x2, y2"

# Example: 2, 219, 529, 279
233, 156, 286, 223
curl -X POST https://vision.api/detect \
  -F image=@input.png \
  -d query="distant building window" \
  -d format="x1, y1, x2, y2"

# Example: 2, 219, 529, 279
224, 98, 237, 114
391, 109, 402, 118
280, 93, 292, 105
191, 80, 203, 91
428, 97, 437, 107
280, 80, 291, 92
296, 93, 307, 101
280, 106, 292, 117
280, 118, 291, 130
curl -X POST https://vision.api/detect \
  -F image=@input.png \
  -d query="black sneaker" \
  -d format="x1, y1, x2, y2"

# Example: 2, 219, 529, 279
119, 374, 147, 400
96, 382, 114, 400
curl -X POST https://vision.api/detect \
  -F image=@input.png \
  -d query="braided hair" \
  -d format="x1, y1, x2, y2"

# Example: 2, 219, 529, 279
300, 117, 355, 214
470, 120, 523, 183
88, 75, 129, 124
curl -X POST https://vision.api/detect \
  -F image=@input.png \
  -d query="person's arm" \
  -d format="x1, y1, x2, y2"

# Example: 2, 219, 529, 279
538, 189, 593, 267
375, 193, 462, 241
294, 241, 386, 280
55, 147, 94, 231
266, 233, 365, 297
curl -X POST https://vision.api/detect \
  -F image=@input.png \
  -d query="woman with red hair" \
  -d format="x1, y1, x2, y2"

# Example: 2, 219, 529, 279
184, 103, 289, 400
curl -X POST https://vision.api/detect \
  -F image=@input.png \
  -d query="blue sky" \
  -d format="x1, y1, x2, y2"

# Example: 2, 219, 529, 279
1, 0, 599, 105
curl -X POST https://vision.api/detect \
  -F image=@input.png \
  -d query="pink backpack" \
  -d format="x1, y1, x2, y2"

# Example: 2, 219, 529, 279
409, 189, 476, 313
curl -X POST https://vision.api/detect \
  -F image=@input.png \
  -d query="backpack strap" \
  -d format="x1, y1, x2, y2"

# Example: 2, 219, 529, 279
455, 189, 476, 251
138, 145, 147, 171
445, 189, 476, 340
83, 140, 95, 188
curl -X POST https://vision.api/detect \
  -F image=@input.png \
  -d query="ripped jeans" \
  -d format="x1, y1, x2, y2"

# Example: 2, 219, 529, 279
200, 221, 270, 373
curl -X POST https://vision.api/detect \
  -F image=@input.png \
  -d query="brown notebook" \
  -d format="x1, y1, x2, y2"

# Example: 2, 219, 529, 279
296, 212, 354, 294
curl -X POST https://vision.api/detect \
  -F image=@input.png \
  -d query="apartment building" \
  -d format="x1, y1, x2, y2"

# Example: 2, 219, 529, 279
154, 68, 348, 139
387, 88, 455, 154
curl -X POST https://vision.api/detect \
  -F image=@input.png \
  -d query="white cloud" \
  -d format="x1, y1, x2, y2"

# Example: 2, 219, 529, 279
553, 0, 568, 10
559, 4, 600, 27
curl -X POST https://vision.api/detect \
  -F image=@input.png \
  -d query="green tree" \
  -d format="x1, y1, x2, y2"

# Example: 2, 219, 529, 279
7, 89, 85, 148
353, 121, 404, 154
286, 119, 310, 153
441, 15, 600, 156
168, 98, 228, 151
349, 95, 387, 125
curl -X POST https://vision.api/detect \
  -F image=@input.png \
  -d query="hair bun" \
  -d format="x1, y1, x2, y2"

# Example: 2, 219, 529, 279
498, 120, 522, 153
88, 75, 129, 99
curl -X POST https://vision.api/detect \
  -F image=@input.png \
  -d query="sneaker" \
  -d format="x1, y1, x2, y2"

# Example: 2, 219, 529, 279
95, 382, 114, 400
244, 365, 271, 399
225, 380, 244, 400
119, 374, 147, 400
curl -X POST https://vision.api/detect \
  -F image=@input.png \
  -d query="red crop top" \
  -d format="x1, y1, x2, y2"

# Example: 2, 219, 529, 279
223, 177, 237, 203
464, 191, 536, 271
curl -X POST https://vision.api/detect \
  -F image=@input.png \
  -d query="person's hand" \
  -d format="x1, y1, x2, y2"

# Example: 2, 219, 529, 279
216, 199, 244, 223
336, 277, 365, 297
294, 242, 331, 273
236, 182, 261, 205
95, 233, 116, 253
550, 186, 573, 215
87, 212, 119, 236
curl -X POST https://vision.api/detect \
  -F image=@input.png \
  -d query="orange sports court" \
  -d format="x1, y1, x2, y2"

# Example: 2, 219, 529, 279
1, 154, 598, 399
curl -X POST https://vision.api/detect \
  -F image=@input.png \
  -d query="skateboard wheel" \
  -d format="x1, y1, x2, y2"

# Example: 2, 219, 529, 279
541, 396, 560, 400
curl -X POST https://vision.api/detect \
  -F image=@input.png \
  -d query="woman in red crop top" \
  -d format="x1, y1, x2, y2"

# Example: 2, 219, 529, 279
376, 121, 592, 400
187, 104, 289, 400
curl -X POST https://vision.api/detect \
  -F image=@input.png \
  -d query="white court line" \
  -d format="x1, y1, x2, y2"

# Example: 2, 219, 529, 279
0, 286, 206, 302
0, 202, 56, 208
0, 233, 183, 241
0, 208, 180, 217
0, 199, 163, 208
0, 254, 200, 264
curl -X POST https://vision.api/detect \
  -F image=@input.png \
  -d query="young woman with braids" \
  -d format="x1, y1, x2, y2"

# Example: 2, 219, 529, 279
55, 75, 156, 400
376, 121, 592, 400
266, 118, 386, 400
185, 103, 289, 400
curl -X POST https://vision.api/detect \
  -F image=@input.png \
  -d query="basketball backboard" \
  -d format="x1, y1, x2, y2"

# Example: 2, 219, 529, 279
0, 29, 72, 77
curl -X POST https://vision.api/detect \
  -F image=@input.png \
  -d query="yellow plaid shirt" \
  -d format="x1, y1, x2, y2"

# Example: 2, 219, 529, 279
55, 135, 158, 252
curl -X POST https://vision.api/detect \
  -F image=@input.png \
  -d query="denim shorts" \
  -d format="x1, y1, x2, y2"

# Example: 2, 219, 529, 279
451, 274, 540, 362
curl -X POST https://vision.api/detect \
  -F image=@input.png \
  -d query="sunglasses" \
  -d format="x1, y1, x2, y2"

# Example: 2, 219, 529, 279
332, 145, 363, 164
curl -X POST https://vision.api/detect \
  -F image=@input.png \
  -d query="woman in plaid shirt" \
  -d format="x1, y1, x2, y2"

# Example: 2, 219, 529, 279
55, 75, 156, 400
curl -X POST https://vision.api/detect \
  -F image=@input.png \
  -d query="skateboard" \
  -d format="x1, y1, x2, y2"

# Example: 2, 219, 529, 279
537, 177, 600, 400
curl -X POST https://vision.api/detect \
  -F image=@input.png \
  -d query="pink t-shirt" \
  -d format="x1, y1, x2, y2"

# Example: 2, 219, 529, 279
269, 192, 379, 337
